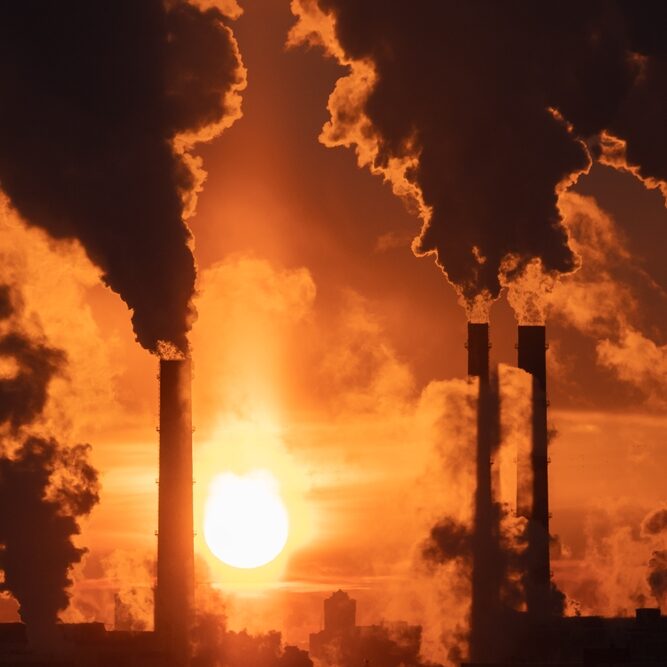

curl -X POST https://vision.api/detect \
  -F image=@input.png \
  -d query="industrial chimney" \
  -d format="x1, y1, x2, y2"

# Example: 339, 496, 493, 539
517, 325, 550, 618
467, 323, 501, 662
155, 358, 195, 666
467, 322, 490, 382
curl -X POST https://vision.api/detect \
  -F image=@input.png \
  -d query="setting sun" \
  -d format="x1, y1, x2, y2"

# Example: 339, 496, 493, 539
204, 470, 289, 569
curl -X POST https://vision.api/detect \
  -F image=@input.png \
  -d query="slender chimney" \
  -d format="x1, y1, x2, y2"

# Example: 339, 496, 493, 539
467, 323, 501, 662
155, 358, 194, 666
467, 322, 490, 382
517, 325, 550, 617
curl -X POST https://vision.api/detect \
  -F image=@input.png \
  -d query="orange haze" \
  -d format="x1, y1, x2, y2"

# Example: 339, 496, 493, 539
1, 0, 667, 661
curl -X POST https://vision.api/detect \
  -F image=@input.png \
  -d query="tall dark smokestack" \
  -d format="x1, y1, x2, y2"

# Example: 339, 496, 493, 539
517, 325, 550, 617
467, 323, 501, 661
467, 323, 490, 382
155, 358, 194, 666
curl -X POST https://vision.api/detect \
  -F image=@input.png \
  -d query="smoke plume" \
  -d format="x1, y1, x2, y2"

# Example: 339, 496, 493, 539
0, 437, 99, 639
0, 286, 100, 642
289, 1, 667, 320
547, 193, 667, 407
422, 518, 471, 566
643, 509, 667, 609
0, 287, 65, 433
648, 550, 667, 609
553, 503, 667, 615
643, 509, 667, 537
104, 550, 155, 631
0, 0, 246, 354
413, 378, 477, 664
601, 2, 667, 196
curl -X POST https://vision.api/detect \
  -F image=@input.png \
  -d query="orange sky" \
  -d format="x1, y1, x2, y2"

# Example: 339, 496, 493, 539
1, 0, 667, 658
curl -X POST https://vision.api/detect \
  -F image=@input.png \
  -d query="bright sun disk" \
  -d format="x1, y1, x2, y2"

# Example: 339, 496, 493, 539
203, 470, 289, 569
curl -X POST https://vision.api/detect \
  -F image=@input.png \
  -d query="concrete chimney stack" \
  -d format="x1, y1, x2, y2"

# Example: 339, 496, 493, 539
155, 358, 194, 666
517, 325, 550, 617
467, 323, 501, 662
467, 322, 490, 382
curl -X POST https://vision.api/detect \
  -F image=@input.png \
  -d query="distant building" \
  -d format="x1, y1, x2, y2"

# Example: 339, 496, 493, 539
309, 591, 429, 667
324, 590, 356, 635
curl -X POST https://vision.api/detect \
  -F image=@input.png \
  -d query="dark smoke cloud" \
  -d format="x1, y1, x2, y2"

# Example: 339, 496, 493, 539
292, 1, 666, 314
0, 286, 12, 321
422, 517, 471, 565
0, 0, 246, 353
648, 550, 667, 608
608, 2, 667, 188
642, 509, 667, 537
0, 285, 100, 642
0, 436, 99, 637
0, 335, 64, 434
0, 287, 65, 433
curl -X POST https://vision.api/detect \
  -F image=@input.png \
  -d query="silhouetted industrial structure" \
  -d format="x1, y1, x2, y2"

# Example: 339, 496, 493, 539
466, 323, 490, 381
466, 322, 556, 663
309, 591, 431, 667
467, 323, 503, 663
0, 622, 163, 666
466, 607, 667, 666
155, 358, 195, 666
0, 360, 197, 666
516, 325, 551, 619
0, 620, 313, 667
2, 328, 667, 667
462, 322, 667, 666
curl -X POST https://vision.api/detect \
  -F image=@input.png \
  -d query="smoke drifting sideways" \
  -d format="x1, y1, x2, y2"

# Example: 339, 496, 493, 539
0, 0, 247, 354
642, 509, 667, 609
289, 1, 667, 322
600, 1, 667, 194
0, 286, 99, 643
0, 288, 64, 432
422, 518, 471, 567
419, 366, 559, 659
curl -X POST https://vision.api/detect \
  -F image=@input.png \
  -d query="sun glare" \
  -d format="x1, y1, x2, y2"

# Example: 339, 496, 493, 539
204, 470, 289, 569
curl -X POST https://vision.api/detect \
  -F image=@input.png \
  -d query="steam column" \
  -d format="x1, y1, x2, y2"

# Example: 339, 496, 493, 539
517, 325, 550, 618
467, 323, 501, 662
155, 358, 195, 666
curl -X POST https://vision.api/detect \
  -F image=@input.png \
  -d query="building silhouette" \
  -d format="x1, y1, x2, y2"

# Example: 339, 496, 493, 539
309, 590, 431, 667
